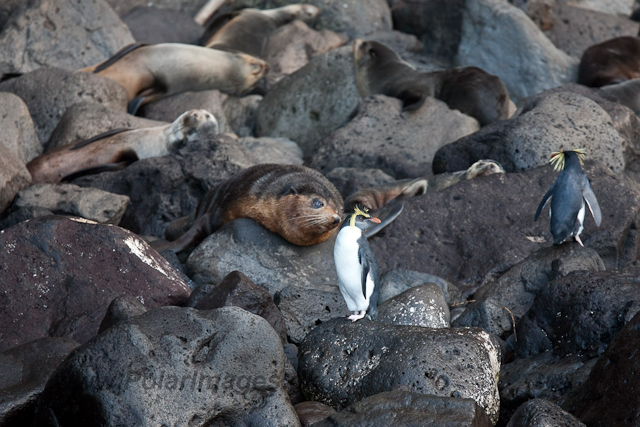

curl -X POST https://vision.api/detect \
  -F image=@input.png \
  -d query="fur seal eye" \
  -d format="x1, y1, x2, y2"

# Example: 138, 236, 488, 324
312, 199, 324, 209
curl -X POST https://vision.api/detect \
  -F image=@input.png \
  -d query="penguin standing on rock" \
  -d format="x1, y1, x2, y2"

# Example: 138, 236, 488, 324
534, 149, 602, 246
334, 206, 382, 322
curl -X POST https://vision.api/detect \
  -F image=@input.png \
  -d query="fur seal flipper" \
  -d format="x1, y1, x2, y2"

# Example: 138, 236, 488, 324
93, 42, 147, 73
156, 164, 344, 253
61, 158, 135, 182
71, 128, 130, 150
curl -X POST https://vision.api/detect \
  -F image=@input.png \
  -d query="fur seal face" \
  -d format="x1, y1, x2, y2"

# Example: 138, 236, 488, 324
353, 39, 512, 125
579, 37, 640, 87
157, 164, 344, 253
27, 109, 219, 184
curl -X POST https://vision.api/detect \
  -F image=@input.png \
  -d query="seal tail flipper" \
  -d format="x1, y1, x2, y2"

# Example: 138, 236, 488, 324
91, 42, 147, 73
152, 213, 214, 254
71, 128, 130, 150
61, 150, 139, 182
363, 201, 404, 239
399, 91, 427, 112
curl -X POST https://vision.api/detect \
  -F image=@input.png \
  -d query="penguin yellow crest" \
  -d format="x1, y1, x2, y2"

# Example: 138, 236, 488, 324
550, 148, 586, 171
350, 206, 371, 228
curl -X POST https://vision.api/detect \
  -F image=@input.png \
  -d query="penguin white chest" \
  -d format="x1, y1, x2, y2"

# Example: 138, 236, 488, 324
334, 227, 373, 311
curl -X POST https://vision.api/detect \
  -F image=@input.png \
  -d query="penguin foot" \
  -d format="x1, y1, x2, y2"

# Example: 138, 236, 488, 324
575, 235, 584, 247
348, 311, 366, 322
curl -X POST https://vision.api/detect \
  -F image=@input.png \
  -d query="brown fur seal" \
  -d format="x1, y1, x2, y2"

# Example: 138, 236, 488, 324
79, 43, 269, 114
353, 39, 512, 126
155, 164, 344, 253
201, 4, 320, 58
427, 159, 505, 192
344, 178, 427, 212
27, 109, 218, 184
578, 36, 640, 87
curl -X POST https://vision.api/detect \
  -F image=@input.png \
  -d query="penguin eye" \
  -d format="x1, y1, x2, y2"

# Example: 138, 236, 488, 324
312, 199, 324, 209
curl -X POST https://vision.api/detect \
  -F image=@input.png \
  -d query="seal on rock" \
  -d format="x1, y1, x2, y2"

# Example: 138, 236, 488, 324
578, 37, 640, 87
80, 43, 269, 114
155, 164, 344, 253
201, 4, 320, 58
353, 39, 513, 126
27, 109, 219, 184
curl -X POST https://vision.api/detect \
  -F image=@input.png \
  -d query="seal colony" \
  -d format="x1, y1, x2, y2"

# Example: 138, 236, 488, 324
353, 39, 513, 126
155, 164, 344, 253
79, 43, 269, 114
27, 110, 218, 184
201, 4, 320, 58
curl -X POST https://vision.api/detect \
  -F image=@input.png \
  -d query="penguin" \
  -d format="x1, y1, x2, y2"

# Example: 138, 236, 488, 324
334, 206, 382, 322
534, 149, 602, 246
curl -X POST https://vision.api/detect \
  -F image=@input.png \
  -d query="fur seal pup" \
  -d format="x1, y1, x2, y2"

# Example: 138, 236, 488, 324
353, 39, 512, 126
578, 37, 640, 87
201, 4, 320, 59
27, 109, 218, 184
80, 43, 269, 114
155, 164, 344, 253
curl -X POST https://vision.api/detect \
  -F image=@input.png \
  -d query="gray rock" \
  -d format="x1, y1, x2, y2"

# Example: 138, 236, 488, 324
32, 306, 299, 426
453, 245, 605, 339
256, 46, 361, 158
238, 136, 303, 165
0, 67, 128, 145
507, 399, 586, 427
0, 0, 134, 78
433, 91, 627, 174
98, 294, 148, 334
312, 391, 492, 427
71, 134, 258, 237
389, 0, 464, 64
0, 206, 53, 231
274, 283, 347, 344
377, 283, 450, 328
231, 0, 392, 38
499, 352, 596, 422
308, 95, 479, 179
0, 92, 40, 163
368, 163, 640, 293
187, 218, 338, 296
13, 183, 130, 225
455, 0, 577, 104
222, 94, 263, 137
0, 142, 31, 214
299, 318, 501, 423
0, 216, 191, 352
45, 102, 165, 152
325, 167, 396, 199
104, 0, 209, 16
516, 268, 640, 360
569, 0, 634, 16
193, 271, 289, 345
0, 337, 79, 427
264, 20, 348, 88
121, 6, 203, 44
531, 1, 640, 58
561, 310, 640, 426
379, 268, 460, 306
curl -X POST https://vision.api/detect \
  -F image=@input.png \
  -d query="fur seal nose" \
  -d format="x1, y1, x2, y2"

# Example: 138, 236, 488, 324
332, 215, 341, 225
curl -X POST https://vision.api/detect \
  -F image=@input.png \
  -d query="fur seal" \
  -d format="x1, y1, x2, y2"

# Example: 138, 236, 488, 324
344, 178, 427, 212
155, 164, 344, 253
201, 4, 320, 58
353, 39, 513, 126
80, 43, 269, 114
27, 109, 218, 184
578, 36, 640, 87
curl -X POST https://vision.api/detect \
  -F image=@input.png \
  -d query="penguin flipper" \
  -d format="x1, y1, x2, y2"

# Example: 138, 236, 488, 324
534, 183, 556, 221
583, 184, 602, 226
358, 244, 371, 299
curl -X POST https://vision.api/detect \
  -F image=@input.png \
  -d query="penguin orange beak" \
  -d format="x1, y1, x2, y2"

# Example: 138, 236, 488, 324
369, 217, 381, 223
